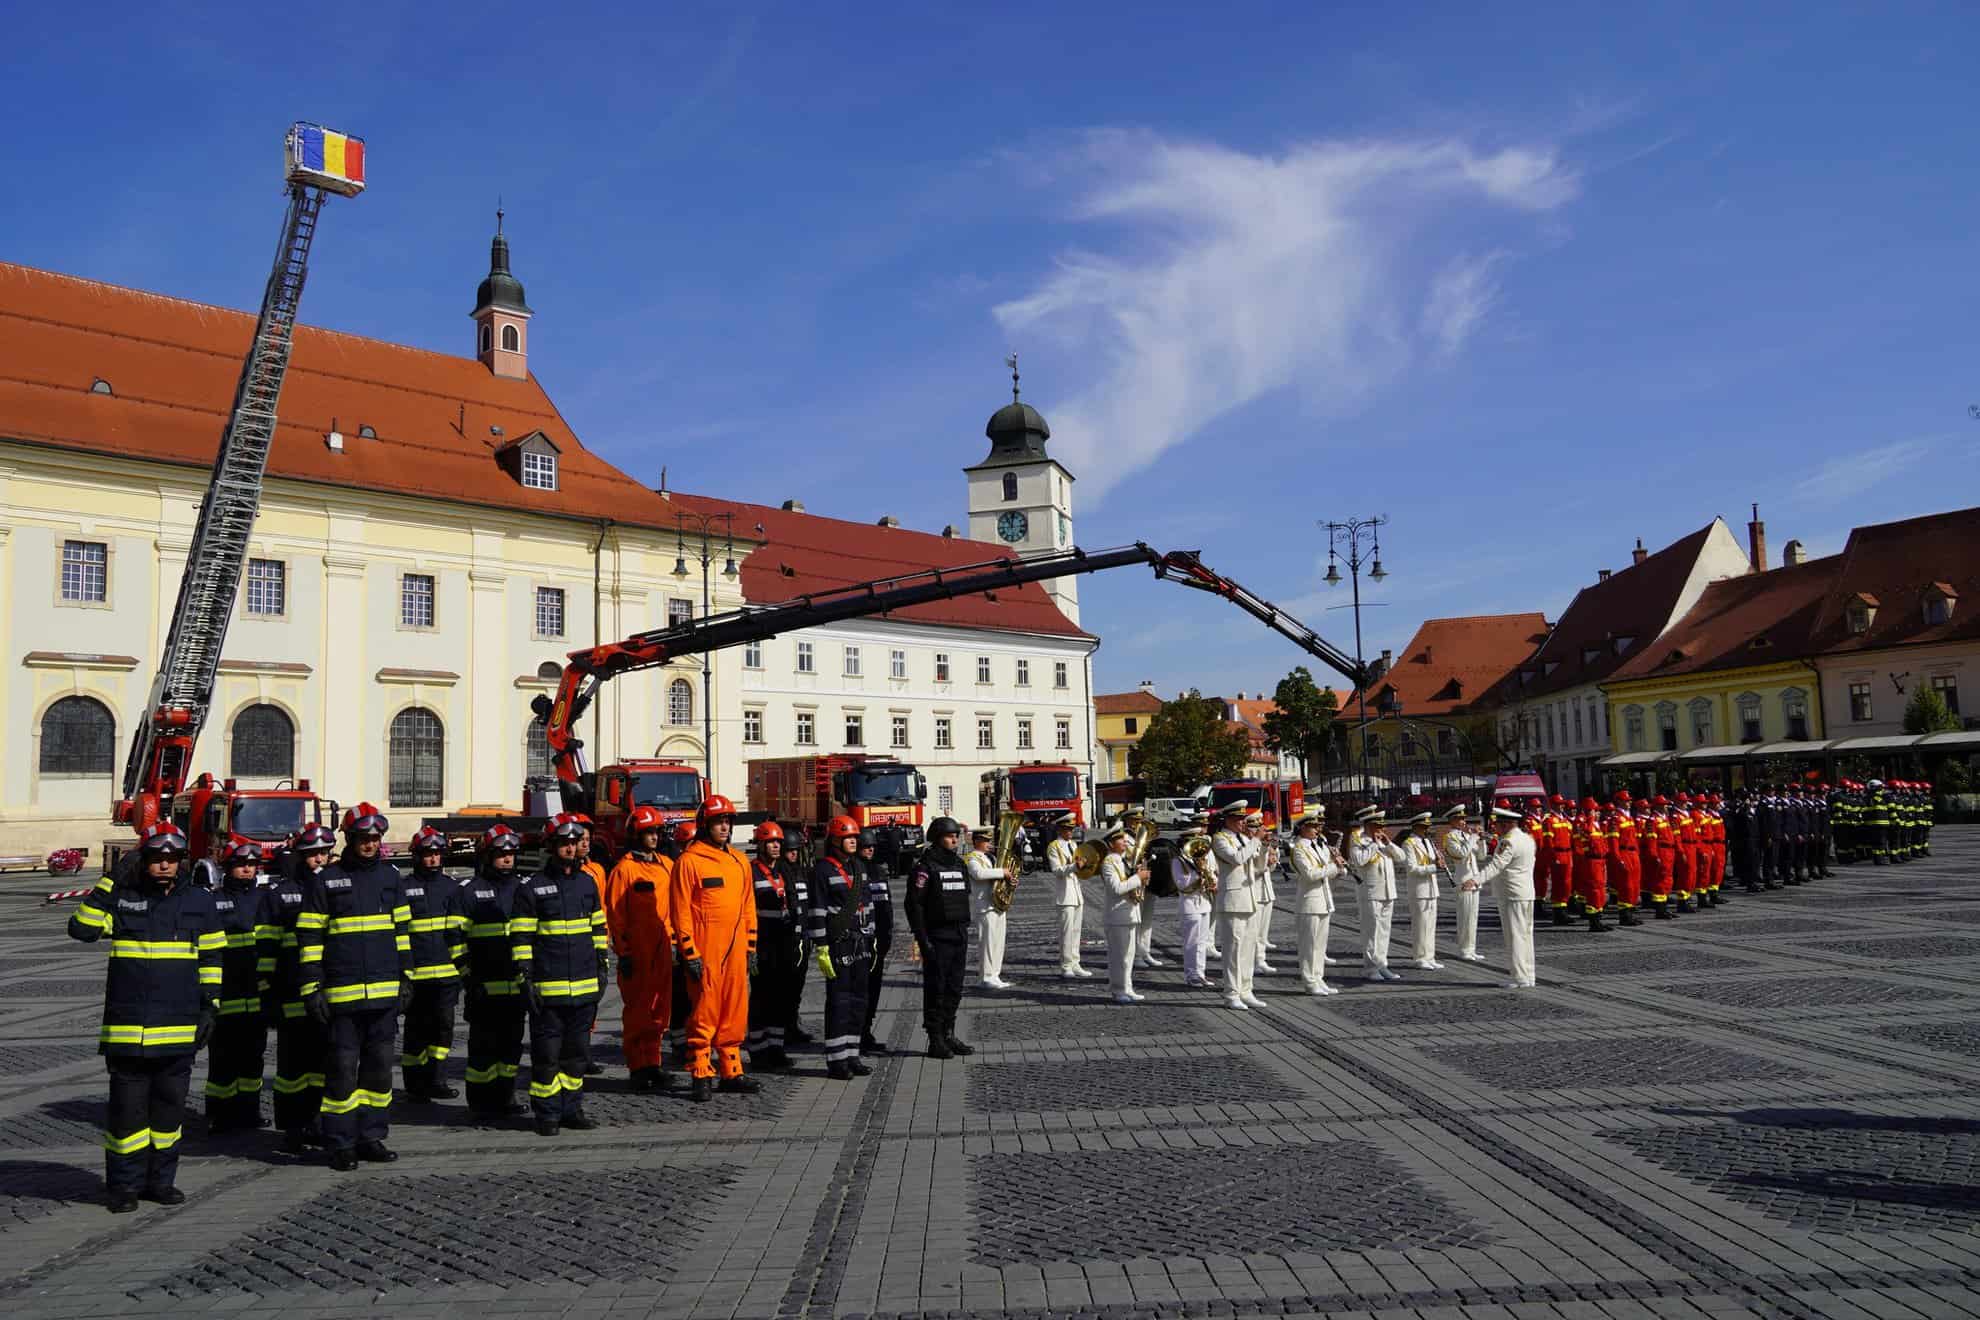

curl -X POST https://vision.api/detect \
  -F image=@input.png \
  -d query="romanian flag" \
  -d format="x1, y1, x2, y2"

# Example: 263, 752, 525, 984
289, 123, 366, 192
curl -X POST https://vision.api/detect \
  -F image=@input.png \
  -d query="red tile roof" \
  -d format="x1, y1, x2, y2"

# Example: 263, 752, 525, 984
1607, 554, 1842, 682
0, 262, 683, 530
1805, 507, 1980, 654
1095, 690, 1165, 716
1361, 613, 1552, 717
665, 492, 1090, 639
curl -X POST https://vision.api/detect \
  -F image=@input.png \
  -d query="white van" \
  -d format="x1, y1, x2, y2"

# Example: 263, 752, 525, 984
1146, 798, 1201, 828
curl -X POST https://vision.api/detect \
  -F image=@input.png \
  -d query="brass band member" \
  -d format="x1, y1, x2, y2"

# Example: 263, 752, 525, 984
1287, 809, 1342, 995
1100, 823, 1150, 1004
1047, 814, 1091, 979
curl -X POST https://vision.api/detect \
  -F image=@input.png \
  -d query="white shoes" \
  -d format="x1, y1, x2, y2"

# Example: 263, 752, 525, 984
1208, 947, 1223, 960
1138, 955, 1165, 968
1224, 994, 1249, 1011
1061, 967, 1095, 979
1255, 961, 1276, 974
1501, 980, 1535, 990
1459, 953, 1486, 963
1413, 960, 1444, 971
1321, 955, 1337, 965
1262, 939, 1280, 951
1241, 993, 1267, 1010
1379, 968, 1403, 982
980, 977, 1014, 990
1305, 983, 1337, 997
1115, 993, 1140, 1005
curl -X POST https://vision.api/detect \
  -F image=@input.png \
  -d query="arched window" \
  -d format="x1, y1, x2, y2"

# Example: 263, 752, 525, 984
388, 707, 445, 808
1781, 687, 1810, 740
40, 696, 114, 775
1002, 471, 1018, 502
1622, 705, 1645, 752
536, 660, 564, 682
501, 323, 520, 352
1654, 702, 1678, 752
668, 678, 694, 727
231, 704, 295, 779
1688, 697, 1714, 747
478, 323, 492, 355
524, 721, 553, 779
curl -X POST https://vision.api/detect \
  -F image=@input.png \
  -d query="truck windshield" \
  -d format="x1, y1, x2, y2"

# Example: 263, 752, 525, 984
1011, 771, 1079, 802
848, 768, 919, 805
232, 797, 309, 838
1208, 784, 1260, 812
632, 772, 703, 808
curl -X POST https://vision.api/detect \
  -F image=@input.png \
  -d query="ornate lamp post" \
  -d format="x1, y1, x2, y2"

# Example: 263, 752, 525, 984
1322, 515, 1388, 799
672, 511, 739, 781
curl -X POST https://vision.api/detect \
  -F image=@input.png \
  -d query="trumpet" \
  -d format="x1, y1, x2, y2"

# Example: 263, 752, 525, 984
991, 810, 1023, 913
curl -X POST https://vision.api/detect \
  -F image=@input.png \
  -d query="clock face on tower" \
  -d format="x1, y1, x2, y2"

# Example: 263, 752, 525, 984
997, 510, 1029, 543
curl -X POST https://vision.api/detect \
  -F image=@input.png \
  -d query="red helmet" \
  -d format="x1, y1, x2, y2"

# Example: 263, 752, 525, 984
826, 815, 860, 839
699, 794, 737, 820
410, 825, 447, 855
480, 823, 522, 853
629, 805, 666, 833
139, 822, 189, 856
222, 838, 264, 865
753, 821, 785, 844
1652, 795, 1669, 807
1614, 790, 1632, 803
573, 814, 594, 829
341, 803, 389, 837
672, 820, 696, 844
1675, 792, 1692, 804
546, 812, 586, 841
1580, 796, 1598, 812
295, 824, 337, 854
1549, 794, 1566, 807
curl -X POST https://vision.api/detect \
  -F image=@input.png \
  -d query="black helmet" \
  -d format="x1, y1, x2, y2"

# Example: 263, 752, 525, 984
857, 828, 880, 850
927, 816, 962, 844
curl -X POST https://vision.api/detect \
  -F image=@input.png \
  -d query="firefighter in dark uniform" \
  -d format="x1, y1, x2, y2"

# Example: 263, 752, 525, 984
205, 839, 274, 1132
904, 817, 973, 1060
512, 813, 609, 1135
399, 826, 466, 1103
1756, 786, 1783, 888
1810, 782, 1833, 878
461, 824, 530, 1119
298, 803, 410, 1170
269, 824, 335, 1153
1920, 779, 1935, 856
1777, 785, 1801, 884
808, 816, 873, 1080
1829, 782, 1852, 864
1728, 787, 1761, 893
70, 822, 221, 1212
1867, 779, 1892, 864
857, 828, 894, 1057
744, 821, 806, 1071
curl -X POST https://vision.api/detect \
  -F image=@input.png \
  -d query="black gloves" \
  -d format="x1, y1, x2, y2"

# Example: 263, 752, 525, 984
747, 952, 760, 978
304, 989, 331, 1027
195, 1001, 217, 1050
399, 980, 416, 1012
682, 956, 704, 982
596, 950, 611, 983
618, 955, 636, 980
516, 970, 544, 1014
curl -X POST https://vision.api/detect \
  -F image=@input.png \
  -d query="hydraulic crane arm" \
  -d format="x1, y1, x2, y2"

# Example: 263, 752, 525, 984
534, 541, 1364, 790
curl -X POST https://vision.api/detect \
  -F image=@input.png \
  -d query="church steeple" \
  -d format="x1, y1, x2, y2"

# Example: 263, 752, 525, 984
472, 206, 533, 379
964, 355, 1079, 622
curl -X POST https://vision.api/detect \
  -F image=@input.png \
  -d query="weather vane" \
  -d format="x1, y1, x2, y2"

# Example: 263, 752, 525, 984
1004, 352, 1020, 402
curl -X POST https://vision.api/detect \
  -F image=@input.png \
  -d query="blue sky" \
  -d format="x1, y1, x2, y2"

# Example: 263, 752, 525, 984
7, 2, 1977, 699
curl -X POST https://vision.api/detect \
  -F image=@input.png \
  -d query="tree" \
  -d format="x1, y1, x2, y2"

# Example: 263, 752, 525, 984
1259, 667, 1338, 780
1129, 694, 1250, 796
1903, 685, 1960, 735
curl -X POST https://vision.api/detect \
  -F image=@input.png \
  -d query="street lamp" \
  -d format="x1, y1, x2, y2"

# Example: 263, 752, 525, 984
673, 510, 739, 781
1322, 514, 1390, 800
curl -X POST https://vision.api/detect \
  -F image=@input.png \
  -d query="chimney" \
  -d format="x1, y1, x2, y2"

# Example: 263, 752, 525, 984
1631, 537, 1647, 566
1138, 679, 1155, 693
1783, 538, 1806, 566
1747, 502, 1767, 574
781, 499, 805, 513
942, 524, 958, 539
876, 515, 900, 528
1598, 568, 1612, 582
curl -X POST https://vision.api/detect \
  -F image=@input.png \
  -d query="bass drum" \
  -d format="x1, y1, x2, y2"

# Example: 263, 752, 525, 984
1142, 836, 1180, 898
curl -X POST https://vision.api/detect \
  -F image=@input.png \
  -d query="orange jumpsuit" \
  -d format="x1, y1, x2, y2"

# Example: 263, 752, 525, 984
1648, 812, 1677, 906
604, 850, 674, 1073
1707, 809, 1726, 894
1571, 812, 1609, 912
1613, 812, 1643, 910
1527, 810, 1551, 900
671, 839, 757, 1080
1545, 812, 1575, 909
1675, 810, 1701, 903
584, 858, 608, 1037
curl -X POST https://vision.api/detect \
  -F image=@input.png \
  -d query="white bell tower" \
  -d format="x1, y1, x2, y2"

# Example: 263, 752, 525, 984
965, 357, 1078, 623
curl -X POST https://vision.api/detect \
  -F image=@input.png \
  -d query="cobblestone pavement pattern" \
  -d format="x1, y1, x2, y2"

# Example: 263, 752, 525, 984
0, 830, 1975, 1320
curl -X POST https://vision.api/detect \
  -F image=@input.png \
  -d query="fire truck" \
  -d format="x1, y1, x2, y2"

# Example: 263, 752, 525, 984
419, 757, 706, 865
747, 755, 926, 866
105, 124, 364, 875
1202, 778, 1305, 831
979, 762, 1084, 869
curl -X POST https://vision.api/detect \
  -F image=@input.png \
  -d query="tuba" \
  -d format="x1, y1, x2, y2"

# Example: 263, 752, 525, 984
991, 810, 1024, 913
1179, 834, 1217, 899
1127, 818, 1158, 902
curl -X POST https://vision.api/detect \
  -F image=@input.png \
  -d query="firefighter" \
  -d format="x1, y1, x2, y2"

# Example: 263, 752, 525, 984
606, 806, 676, 1092
299, 804, 410, 1170
1920, 779, 1935, 857
1525, 800, 1551, 924
1544, 796, 1575, 925
1729, 787, 1761, 892
205, 839, 273, 1132
905, 817, 973, 1059
857, 828, 894, 1056
809, 815, 875, 1079
671, 795, 760, 1102
70, 822, 220, 1212
744, 820, 804, 1072
269, 824, 335, 1152
1812, 782, 1834, 875
462, 824, 530, 1119
1610, 795, 1643, 927
966, 825, 1013, 989
1669, 792, 1698, 911
399, 826, 466, 1103
668, 818, 698, 1064
512, 813, 608, 1134
1831, 781, 1856, 864
1646, 796, 1679, 918
1570, 798, 1611, 934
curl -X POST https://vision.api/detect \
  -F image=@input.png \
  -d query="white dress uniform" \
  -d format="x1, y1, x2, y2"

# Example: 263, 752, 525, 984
1288, 834, 1340, 993
1210, 826, 1262, 1008
1251, 831, 1278, 972
1176, 847, 1215, 985
1048, 835, 1088, 977
1442, 827, 1484, 961
1399, 830, 1442, 969
1348, 829, 1404, 980
965, 846, 1010, 988
1474, 821, 1538, 988
1101, 851, 1144, 1002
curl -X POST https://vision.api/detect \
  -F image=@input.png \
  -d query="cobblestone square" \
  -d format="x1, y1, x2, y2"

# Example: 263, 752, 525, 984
0, 830, 1975, 1319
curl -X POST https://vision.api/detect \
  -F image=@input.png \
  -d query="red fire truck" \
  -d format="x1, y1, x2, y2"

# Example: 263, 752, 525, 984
980, 763, 1084, 868
747, 754, 926, 866
1203, 778, 1305, 831
419, 757, 706, 865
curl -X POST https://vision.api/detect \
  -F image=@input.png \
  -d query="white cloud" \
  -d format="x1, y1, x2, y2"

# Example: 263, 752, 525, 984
1787, 437, 1936, 508
993, 132, 1578, 501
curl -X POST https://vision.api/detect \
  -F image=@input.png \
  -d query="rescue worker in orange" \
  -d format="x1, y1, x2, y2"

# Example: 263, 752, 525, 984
604, 806, 674, 1094
1649, 796, 1680, 918
1544, 795, 1576, 926
1611, 793, 1644, 927
670, 795, 760, 1103
1706, 793, 1730, 905
1570, 797, 1612, 934
1525, 801, 1549, 923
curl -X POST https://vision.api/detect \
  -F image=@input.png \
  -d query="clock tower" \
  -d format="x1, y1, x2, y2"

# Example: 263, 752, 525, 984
965, 361, 1078, 623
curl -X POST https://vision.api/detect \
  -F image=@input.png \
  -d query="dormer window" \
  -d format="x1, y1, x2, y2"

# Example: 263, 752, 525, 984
522, 450, 557, 490
1846, 592, 1879, 635
1542, 661, 1559, 677
497, 430, 562, 492
1581, 645, 1602, 666
1613, 634, 1636, 655
1924, 582, 1958, 626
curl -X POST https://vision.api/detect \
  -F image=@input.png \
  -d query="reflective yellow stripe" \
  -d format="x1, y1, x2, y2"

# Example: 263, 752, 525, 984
109, 940, 196, 959
408, 916, 452, 933
150, 1127, 183, 1149
103, 1129, 151, 1155
468, 922, 508, 938
593, 934, 610, 950
325, 981, 401, 1003
320, 1089, 391, 1114
223, 932, 259, 948
74, 906, 112, 930
197, 932, 227, 951
391, 905, 411, 922
537, 978, 600, 998
93, 876, 116, 893
511, 946, 534, 962
199, 967, 224, 985
327, 914, 394, 934
508, 917, 540, 933
559, 1072, 585, 1092
100, 1023, 197, 1047
272, 1072, 325, 1093
205, 1079, 240, 1098
295, 913, 327, 929
476, 980, 519, 996
538, 918, 593, 936
395, 936, 413, 952
216, 997, 261, 1015
254, 924, 285, 939
404, 964, 459, 981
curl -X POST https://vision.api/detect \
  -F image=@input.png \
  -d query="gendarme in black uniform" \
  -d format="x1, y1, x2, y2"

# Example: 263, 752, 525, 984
904, 818, 973, 1061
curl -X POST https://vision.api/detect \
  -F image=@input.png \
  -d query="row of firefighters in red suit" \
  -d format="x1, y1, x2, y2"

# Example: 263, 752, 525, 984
1522, 791, 1730, 932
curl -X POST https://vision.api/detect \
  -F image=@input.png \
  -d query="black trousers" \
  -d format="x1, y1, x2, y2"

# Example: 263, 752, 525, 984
272, 1009, 326, 1134
464, 992, 527, 1114
1735, 844, 1761, 887
668, 961, 690, 1062
1761, 837, 1780, 884
823, 951, 871, 1064
322, 1007, 396, 1151
528, 999, 596, 1123
863, 927, 893, 1040
105, 1051, 194, 1194
919, 925, 968, 1041
787, 941, 810, 1037
204, 1010, 267, 1129
747, 926, 802, 1057
400, 979, 460, 1095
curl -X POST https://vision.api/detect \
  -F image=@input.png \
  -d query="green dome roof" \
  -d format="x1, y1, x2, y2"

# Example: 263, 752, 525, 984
474, 232, 530, 315
975, 399, 1051, 467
